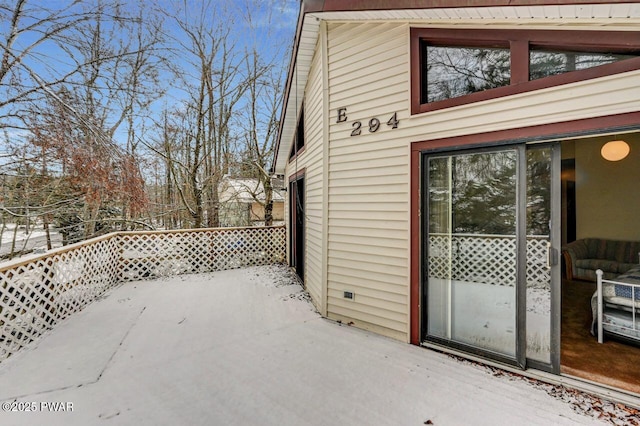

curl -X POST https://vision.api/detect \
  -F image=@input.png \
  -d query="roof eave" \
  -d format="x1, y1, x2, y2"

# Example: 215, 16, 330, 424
271, 0, 639, 174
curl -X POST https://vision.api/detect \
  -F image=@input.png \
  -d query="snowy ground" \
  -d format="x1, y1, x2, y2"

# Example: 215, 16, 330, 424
0, 265, 638, 425
0, 224, 62, 260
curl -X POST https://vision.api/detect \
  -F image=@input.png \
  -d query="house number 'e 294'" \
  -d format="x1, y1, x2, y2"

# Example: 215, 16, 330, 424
336, 108, 399, 136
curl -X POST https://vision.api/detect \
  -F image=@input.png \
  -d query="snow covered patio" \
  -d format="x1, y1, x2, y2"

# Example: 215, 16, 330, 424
0, 264, 634, 426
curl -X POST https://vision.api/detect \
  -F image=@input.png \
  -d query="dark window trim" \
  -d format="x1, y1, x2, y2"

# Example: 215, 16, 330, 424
288, 145, 306, 164
288, 103, 306, 163
288, 168, 306, 282
410, 28, 640, 115
409, 110, 640, 346
288, 167, 306, 183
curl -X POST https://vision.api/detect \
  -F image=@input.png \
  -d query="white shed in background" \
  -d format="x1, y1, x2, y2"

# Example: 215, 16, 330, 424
218, 177, 285, 227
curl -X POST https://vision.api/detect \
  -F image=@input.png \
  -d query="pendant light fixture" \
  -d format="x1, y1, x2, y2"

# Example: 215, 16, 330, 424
601, 140, 630, 162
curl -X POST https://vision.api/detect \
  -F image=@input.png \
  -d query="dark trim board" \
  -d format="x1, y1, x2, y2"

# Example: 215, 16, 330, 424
410, 111, 640, 345
309, 1, 638, 13
289, 169, 306, 282
410, 28, 640, 115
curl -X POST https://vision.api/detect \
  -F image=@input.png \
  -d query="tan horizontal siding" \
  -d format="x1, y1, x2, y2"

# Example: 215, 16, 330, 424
331, 60, 405, 90
329, 132, 408, 154
328, 240, 407, 261
329, 203, 409, 214
328, 302, 407, 333
328, 256, 407, 283
328, 226, 408, 243
329, 155, 406, 170
333, 88, 407, 109
328, 218, 407, 230
329, 192, 409, 204
327, 181, 406, 194
304, 42, 324, 311
330, 47, 406, 83
319, 19, 640, 342
329, 171, 408, 187
327, 269, 407, 294
404, 71, 640, 141
329, 162, 407, 179
329, 149, 406, 165
328, 22, 402, 50
328, 288, 407, 314
327, 312, 407, 341
328, 251, 406, 272
327, 211, 407, 224
330, 85, 407, 112
285, 39, 325, 312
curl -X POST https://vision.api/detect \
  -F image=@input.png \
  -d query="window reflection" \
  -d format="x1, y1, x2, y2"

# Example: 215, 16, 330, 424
530, 49, 636, 80
425, 45, 510, 103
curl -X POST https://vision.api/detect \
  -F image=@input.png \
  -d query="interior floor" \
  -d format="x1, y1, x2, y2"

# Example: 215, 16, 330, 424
561, 279, 640, 395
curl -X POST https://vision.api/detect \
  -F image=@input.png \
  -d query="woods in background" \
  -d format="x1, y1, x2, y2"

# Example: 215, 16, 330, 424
0, 0, 293, 258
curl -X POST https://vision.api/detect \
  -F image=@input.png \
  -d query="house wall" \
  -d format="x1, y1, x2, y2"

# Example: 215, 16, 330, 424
326, 22, 410, 340
317, 20, 640, 342
575, 133, 640, 241
285, 34, 326, 313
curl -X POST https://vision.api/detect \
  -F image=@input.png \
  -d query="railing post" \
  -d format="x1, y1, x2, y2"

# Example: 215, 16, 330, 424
596, 269, 604, 344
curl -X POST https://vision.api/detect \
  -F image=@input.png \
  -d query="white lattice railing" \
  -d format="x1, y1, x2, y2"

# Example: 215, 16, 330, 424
0, 226, 286, 362
428, 234, 550, 287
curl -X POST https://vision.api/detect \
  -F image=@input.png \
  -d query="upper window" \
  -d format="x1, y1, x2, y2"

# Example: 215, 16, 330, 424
424, 45, 511, 103
528, 49, 636, 80
411, 29, 640, 114
288, 104, 305, 161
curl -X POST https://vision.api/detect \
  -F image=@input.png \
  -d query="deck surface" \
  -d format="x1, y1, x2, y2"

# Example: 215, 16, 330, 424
0, 265, 617, 425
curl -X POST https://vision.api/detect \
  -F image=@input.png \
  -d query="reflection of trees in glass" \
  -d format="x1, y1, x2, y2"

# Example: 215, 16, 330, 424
451, 152, 516, 235
428, 149, 552, 237
426, 45, 510, 103
428, 157, 451, 234
526, 148, 551, 236
428, 152, 517, 235
529, 50, 635, 80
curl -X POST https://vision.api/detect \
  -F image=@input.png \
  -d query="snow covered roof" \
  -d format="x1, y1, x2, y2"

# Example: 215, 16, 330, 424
219, 177, 285, 204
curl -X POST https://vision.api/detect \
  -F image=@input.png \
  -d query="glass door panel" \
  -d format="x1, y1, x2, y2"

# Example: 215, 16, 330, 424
427, 150, 518, 359
525, 146, 557, 366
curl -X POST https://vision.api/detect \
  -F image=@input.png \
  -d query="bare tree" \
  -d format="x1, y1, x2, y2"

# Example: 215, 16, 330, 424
236, 0, 290, 226
0, 0, 297, 253
61, 0, 162, 236
0, 0, 91, 129
239, 49, 284, 226
1, 0, 164, 247
148, 1, 250, 229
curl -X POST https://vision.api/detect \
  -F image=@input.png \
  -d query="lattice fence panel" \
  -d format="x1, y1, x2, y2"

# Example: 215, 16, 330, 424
428, 235, 550, 287
119, 226, 286, 281
428, 234, 453, 281
0, 236, 120, 361
527, 237, 551, 288
454, 236, 517, 286
1, 226, 286, 362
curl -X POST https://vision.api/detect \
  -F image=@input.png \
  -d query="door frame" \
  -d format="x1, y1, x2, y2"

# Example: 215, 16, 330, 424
409, 111, 640, 373
289, 169, 305, 282
420, 144, 535, 368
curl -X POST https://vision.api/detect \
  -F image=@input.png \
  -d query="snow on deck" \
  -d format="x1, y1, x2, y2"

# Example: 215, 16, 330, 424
0, 265, 626, 425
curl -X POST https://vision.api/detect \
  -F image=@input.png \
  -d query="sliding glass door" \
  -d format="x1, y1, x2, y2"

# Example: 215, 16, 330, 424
423, 144, 558, 369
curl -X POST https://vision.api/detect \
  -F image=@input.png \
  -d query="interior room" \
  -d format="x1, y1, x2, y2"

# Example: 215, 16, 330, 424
560, 131, 640, 394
